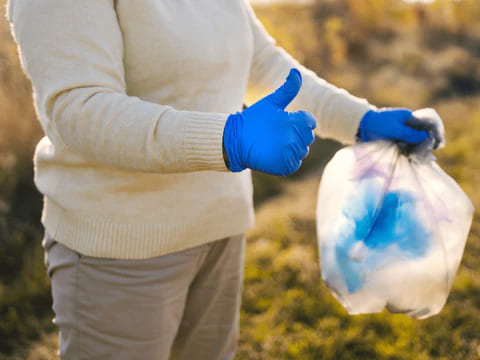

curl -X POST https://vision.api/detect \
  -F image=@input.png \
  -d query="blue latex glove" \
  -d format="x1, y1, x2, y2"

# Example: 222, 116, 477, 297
359, 108, 430, 145
223, 69, 316, 176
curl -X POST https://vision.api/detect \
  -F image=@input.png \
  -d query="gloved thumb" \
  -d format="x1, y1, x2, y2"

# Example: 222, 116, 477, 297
265, 68, 302, 110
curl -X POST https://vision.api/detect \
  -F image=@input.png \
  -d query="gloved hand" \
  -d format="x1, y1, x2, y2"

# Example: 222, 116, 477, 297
223, 68, 316, 176
358, 108, 445, 149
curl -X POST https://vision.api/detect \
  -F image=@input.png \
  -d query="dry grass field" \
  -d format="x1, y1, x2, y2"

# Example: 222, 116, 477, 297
1, 0, 479, 358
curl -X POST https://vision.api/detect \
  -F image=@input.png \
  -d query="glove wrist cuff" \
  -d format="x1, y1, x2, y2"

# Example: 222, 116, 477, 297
222, 134, 230, 169
223, 113, 246, 172
358, 109, 375, 142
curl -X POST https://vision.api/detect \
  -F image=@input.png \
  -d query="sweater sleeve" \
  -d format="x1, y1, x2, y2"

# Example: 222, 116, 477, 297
6, 0, 228, 173
244, 1, 375, 145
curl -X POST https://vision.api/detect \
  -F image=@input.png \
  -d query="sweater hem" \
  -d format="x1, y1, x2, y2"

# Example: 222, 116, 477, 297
41, 197, 255, 260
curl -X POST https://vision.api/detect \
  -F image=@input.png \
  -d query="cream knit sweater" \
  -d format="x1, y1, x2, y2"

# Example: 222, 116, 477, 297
6, 0, 373, 259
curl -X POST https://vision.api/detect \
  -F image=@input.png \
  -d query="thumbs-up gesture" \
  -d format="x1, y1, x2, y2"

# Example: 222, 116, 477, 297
223, 69, 316, 176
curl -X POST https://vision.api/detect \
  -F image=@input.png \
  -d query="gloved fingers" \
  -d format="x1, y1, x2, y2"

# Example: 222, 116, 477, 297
360, 108, 413, 143
265, 68, 302, 110
406, 116, 443, 149
399, 125, 429, 144
283, 156, 302, 176
291, 159, 303, 174
387, 108, 414, 124
293, 125, 315, 150
304, 146, 310, 159
278, 141, 305, 176
291, 110, 317, 130
290, 111, 316, 147
288, 141, 309, 160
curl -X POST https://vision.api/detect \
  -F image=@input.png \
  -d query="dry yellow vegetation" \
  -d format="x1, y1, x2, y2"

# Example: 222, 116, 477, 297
1, 0, 479, 359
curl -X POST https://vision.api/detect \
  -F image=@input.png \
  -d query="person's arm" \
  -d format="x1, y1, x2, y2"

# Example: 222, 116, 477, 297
243, 1, 374, 145
7, 0, 228, 173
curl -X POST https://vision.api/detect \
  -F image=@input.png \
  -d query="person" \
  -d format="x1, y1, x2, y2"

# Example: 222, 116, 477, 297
6, 0, 444, 359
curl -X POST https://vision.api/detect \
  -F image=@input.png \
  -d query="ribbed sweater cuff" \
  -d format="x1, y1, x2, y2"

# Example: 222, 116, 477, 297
183, 112, 229, 172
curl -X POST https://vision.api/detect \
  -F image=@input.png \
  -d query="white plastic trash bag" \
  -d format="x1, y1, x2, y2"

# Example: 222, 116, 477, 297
316, 138, 474, 319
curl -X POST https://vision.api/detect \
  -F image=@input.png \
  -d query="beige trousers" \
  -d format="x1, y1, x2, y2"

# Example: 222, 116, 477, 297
42, 231, 246, 360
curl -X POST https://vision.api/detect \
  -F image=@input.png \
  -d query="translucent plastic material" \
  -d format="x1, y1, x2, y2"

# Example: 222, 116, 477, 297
316, 141, 474, 319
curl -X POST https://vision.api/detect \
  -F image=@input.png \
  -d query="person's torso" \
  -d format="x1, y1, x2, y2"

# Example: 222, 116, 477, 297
117, 0, 253, 113
35, 0, 256, 224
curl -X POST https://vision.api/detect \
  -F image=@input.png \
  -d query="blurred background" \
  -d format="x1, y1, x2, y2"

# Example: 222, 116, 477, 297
1, 0, 479, 359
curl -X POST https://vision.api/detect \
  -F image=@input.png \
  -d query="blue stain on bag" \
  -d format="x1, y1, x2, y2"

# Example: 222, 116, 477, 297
334, 183, 431, 293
